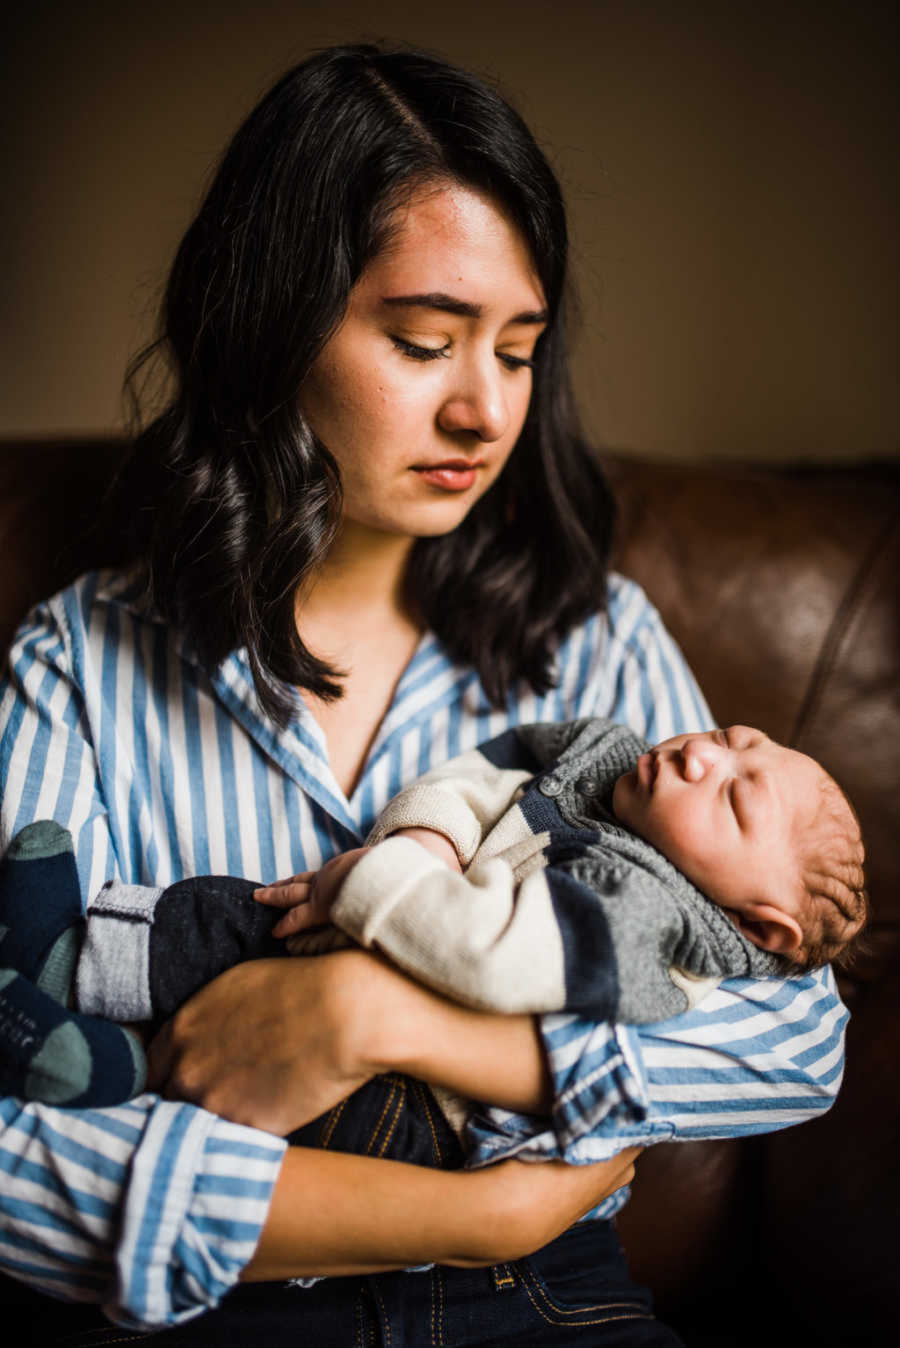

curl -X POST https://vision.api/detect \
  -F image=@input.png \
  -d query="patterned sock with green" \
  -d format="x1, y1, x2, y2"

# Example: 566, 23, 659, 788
0, 820, 85, 1004
0, 821, 148, 1106
0, 968, 146, 1106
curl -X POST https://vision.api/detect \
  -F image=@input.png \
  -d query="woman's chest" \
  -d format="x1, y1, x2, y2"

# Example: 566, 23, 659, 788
300, 615, 427, 799
305, 665, 410, 800
92, 641, 432, 884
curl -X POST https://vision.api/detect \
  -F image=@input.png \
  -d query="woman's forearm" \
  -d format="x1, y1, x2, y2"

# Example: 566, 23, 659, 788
358, 954, 553, 1114
243, 1148, 484, 1280
147, 952, 551, 1136
243, 1144, 640, 1281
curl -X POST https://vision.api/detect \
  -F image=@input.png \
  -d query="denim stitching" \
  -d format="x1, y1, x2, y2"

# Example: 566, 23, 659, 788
319, 1096, 347, 1148
430, 1266, 437, 1347
370, 1281, 392, 1346
376, 1078, 406, 1158
355, 1290, 365, 1348
517, 1260, 651, 1325
492, 1262, 516, 1290
412, 1079, 444, 1165
365, 1077, 400, 1155
435, 1265, 444, 1346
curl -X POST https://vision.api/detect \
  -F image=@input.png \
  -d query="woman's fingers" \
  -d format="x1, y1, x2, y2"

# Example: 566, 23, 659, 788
255, 874, 316, 907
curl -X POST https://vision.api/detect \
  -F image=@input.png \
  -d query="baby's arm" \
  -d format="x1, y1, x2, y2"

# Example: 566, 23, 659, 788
366, 745, 532, 863
257, 829, 462, 940
390, 827, 463, 870
261, 839, 707, 1025
267, 838, 578, 1014
257, 742, 527, 942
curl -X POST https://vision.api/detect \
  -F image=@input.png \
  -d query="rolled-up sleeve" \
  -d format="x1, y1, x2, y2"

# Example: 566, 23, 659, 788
1, 597, 287, 1328
467, 966, 847, 1178
0, 1093, 285, 1328
541, 965, 847, 1157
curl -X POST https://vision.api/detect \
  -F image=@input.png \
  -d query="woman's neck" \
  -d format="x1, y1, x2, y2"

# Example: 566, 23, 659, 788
296, 523, 424, 798
297, 522, 418, 652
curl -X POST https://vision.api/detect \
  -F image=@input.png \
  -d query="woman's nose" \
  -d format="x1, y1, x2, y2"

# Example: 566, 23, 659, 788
437, 359, 509, 442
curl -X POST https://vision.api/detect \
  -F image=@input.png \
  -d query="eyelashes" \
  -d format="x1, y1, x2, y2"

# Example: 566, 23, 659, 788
390, 336, 535, 370
391, 337, 451, 361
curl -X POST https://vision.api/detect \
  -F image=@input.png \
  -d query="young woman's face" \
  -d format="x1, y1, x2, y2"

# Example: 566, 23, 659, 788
298, 181, 547, 541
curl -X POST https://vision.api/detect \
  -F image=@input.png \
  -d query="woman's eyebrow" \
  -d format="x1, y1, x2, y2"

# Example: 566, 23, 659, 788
379, 292, 548, 324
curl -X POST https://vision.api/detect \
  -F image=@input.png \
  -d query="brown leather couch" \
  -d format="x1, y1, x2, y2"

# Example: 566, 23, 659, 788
1, 442, 898, 1345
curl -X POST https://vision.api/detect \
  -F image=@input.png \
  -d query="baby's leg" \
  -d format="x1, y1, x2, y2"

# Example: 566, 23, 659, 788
77, 874, 286, 1023
0, 824, 284, 1106
0, 969, 146, 1105
0, 821, 145, 1104
0, 820, 84, 1001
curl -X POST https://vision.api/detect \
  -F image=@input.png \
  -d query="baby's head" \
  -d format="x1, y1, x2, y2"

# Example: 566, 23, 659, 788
612, 725, 867, 972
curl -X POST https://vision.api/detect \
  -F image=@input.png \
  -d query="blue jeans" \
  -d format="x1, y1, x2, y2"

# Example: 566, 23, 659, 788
51, 1221, 682, 1346
287, 1070, 467, 1165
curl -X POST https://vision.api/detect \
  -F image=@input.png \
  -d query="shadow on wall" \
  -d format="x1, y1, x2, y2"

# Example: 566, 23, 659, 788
2, 0, 899, 460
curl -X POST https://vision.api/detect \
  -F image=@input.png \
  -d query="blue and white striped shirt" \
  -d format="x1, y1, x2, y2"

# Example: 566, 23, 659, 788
0, 569, 847, 1328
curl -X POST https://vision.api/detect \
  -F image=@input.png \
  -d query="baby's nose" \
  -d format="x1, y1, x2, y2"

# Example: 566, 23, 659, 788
680, 737, 723, 780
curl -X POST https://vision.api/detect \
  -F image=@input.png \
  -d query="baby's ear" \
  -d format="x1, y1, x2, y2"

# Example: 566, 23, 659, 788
732, 903, 804, 956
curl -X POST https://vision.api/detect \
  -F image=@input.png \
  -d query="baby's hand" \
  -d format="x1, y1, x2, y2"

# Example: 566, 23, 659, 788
254, 848, 368, 938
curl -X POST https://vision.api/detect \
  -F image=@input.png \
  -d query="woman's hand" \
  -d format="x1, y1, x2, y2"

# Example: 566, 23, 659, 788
147, 947, 554, 1133
443, 1149, 643, 1268
146, 951, 383, 1134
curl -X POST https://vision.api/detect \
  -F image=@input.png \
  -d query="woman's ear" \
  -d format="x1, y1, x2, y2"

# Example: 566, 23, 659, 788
731, 903, 804, 956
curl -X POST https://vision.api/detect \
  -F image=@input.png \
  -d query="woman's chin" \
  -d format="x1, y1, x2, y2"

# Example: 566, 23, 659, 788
342, 498, 483, 541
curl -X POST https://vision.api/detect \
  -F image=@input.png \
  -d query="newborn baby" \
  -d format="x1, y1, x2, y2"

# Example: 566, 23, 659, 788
260, 719, 868, 1017
0, 720, 867, 1109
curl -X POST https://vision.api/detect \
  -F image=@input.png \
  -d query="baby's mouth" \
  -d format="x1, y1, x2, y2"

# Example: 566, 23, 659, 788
637, 751, 658, 792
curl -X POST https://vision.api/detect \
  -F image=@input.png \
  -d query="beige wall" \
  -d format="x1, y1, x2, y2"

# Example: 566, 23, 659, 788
3, 1, 897, 460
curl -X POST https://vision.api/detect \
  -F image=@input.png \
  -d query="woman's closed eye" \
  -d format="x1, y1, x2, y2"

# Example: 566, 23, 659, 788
391, 335, 451, 361
390, 335, 535, 370
497, 351, 535, 371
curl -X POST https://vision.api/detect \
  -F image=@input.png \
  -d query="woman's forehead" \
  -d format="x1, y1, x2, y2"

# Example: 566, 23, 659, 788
363, 182, 545, 313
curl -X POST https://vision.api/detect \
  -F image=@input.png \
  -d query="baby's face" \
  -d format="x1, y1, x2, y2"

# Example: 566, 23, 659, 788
612, 726, 823, 927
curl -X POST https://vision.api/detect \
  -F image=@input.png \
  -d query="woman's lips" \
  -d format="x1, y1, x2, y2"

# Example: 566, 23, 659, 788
412, 461, 483, 491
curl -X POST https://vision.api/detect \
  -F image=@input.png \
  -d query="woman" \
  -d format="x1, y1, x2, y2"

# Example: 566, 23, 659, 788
0, 44, 846, 1345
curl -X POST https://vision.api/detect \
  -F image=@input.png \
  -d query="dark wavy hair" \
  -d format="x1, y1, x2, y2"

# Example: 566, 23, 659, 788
120, 42, 615, 724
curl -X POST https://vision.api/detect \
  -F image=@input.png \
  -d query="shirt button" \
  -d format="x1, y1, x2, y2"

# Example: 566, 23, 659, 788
577, 775, 599, 796
540, 775, 564, 796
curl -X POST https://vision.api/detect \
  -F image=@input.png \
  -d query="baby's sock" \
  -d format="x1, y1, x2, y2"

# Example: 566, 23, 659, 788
0, 968, 146, 1106
0, 821, 147, 1107
0, 820, 85, 1004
